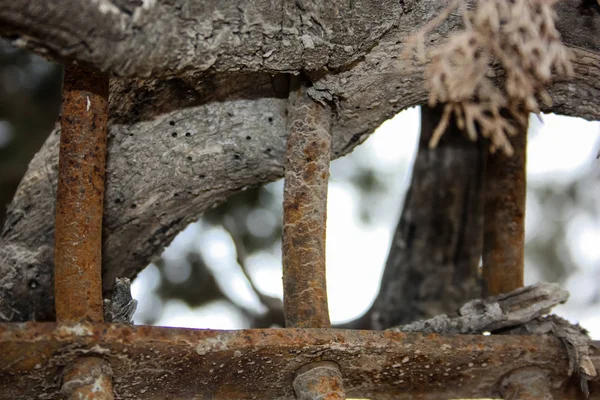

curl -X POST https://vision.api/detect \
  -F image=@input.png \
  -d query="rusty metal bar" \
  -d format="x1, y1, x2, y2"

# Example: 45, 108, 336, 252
0, 323, 598, 399
54, 63, 109, 322
483, 124, 527, 296
500, 367, 553, 400
282, 85, 332, 329
282, 83, 344, 397
294, 361, 345, 400
61, 357, 114, 400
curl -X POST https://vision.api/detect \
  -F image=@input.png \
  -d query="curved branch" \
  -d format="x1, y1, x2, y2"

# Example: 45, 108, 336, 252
0, 0, 403, 77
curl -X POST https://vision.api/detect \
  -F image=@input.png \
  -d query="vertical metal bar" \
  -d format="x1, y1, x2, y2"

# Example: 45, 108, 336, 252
54, 63, 108, 322
283, 83, 346, 398
282, 86, 332, 329
482, 124, 527, 296
55, 63, 114, 399
54, 62, 108, 322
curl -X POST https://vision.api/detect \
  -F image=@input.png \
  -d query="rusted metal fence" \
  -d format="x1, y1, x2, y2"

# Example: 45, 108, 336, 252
0, 67, 599, 400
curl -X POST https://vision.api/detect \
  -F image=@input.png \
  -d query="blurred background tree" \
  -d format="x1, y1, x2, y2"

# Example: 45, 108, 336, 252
1, 41, 599, 336
0, 40, 61, 226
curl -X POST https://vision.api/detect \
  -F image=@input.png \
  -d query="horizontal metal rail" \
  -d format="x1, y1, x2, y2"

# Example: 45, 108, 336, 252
0, 323, 597, 399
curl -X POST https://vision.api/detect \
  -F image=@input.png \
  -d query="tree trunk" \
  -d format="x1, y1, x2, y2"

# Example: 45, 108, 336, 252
363, 105, 486, 330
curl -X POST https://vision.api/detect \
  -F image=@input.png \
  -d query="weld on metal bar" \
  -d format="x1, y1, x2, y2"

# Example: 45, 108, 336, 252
483, 123, 527, 296
294, 361, 345, 400
61, 357, 114, 400
282, 85, 333, 329
55, 62, 109, 323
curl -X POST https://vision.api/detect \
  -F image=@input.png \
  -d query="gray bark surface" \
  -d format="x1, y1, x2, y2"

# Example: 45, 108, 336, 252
390, 282, 569, 334
0, 0, 404, 78
0, 1, 599, 321
369, 105, 487, 330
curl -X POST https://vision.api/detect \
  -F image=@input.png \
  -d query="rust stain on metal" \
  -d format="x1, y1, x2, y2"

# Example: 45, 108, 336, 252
483, 124, 527, 296
61, 357, 114, 399
282, 87, 332, 329
55, 63, 109, 322
0, 323, 598, 399
294, 361, 345, 400
500, 367, 553, 400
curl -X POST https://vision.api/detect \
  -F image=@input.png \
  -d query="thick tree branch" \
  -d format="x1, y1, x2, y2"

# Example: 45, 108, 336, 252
0, 0, 403, 77
0, 1, 599, 322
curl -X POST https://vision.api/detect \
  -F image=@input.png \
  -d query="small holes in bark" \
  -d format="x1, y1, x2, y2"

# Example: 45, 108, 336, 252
115, 198, 122, 204
131, 204, 137, 209
233, 154, 241, 160
172, 132, 177, 137
268, 117, 273, 123
185, 132, 191, 137
266, 148, 272, 153
199, 174, 206, 179
169, 121, 175, 126
246, 136, 252, 140
129, 133, 134, 137
187, 156, 192, 161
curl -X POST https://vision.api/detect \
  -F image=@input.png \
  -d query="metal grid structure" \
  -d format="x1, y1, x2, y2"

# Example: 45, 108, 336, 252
1, 64, 599, 400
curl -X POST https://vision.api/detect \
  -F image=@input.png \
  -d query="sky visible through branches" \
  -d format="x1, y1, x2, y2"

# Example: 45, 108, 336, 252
131, 109, 600, 338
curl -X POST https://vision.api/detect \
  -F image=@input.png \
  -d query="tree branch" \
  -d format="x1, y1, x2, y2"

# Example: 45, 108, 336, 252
366, 105, 487, 330
0, 1, 599, 322
0, 0, 403, 77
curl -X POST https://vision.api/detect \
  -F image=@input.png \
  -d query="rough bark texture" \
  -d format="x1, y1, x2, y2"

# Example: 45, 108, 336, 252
0, 1, 599, 322
390, 282, 597, 395
365, 105, 487, 330
0, 0, 404, 78
391, 282, 569, 334
500, 367, 553, 400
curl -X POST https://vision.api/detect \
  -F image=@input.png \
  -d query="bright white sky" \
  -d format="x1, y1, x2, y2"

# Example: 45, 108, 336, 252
133, 110, 600, 338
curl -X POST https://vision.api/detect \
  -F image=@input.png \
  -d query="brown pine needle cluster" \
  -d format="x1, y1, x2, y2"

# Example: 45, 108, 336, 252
406, 0, 573, 155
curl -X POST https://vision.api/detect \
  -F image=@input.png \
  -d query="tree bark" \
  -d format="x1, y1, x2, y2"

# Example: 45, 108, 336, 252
0, 1, 599, 322
363, 105, 487, 330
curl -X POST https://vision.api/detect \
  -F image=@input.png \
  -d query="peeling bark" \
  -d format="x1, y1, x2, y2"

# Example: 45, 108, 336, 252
0, 1, 599, 322
390, 282, 569, 334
